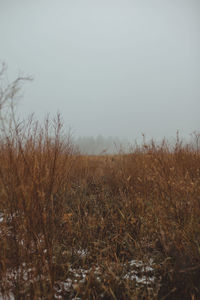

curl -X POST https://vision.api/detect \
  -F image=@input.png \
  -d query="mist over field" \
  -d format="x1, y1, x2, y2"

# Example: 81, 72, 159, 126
1, 2, 200, 298
73, 135, 130, 154
0, 0, 199, 147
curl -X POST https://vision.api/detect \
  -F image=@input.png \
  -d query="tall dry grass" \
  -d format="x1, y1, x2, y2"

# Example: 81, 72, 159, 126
0, 67, 200, 299
0, 114, 75, 299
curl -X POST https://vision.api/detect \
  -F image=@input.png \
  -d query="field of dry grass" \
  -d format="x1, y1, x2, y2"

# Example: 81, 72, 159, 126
0, 113, 200, 299
0, 69, 200, 299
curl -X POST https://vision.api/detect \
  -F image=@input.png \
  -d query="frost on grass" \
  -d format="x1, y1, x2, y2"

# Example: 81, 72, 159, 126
123, 259, 156, 284
54, 249, 157, 299
0, 249, 157, 299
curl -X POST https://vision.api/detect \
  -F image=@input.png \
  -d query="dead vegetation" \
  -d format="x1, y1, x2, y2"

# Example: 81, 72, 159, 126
0, 67, 200, 299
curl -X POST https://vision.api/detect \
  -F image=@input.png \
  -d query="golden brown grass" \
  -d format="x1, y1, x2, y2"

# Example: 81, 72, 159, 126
0, 118, 200, 299
0, 68, 200, 299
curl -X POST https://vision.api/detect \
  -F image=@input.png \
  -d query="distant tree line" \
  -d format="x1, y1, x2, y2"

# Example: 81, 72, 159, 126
73, 135, 130, 155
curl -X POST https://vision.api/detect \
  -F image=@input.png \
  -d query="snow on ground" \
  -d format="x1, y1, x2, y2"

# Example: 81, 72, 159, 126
0, 249, 156, 299
53, 249, 156, 299
0, 217, 156, 299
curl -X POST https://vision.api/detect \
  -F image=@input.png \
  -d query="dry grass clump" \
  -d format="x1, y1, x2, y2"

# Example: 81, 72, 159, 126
0, 114, 75, 299
69, 141, 200, 299
0, 69, 200, 299
1, 132, 199, 299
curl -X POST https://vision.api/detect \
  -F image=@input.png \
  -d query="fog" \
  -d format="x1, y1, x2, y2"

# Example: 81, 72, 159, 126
0, 0, 199, 144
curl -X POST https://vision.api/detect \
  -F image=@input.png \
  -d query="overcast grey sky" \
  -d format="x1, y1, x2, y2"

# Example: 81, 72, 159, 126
0, 0, 199, 141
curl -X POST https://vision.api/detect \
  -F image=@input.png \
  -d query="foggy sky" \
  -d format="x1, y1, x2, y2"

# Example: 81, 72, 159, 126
0, 0, 199, 141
